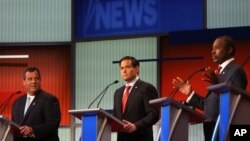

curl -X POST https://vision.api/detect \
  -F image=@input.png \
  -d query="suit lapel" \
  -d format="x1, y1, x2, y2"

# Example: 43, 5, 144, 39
219, 61, 238, 82
16, 96, 26, 124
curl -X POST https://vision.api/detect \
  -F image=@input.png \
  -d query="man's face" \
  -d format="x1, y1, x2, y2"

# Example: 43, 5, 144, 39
211, 38, 232, 64
23, 71, 41, 95
120, 60, 139, 83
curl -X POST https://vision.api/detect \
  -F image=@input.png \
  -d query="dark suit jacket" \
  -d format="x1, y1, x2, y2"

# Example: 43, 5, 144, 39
12, 89, 61, 141
188, 61, 247, 141
189, 61, 248, 121
113, 79, 159, 141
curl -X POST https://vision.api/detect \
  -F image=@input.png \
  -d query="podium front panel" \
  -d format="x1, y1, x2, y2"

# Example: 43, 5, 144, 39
82, 115, 98, 141
0, 116, 14, 141
161, 105, 170, 141
220, 91, 230, 141
161, 104, 188, 141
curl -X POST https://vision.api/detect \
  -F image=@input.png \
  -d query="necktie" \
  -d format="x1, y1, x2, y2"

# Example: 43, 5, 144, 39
24, 96, 31, 115
215, 66, 222, 75
122, 86, 131, 113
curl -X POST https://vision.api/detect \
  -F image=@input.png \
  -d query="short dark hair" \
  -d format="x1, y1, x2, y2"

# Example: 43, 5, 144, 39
23, 66, 41, 80
119, 56, 139, 67
216, 35, 236, 56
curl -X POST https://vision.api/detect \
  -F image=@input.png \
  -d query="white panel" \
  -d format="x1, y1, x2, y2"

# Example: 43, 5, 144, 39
75, 37, 158, 110
0, 0, 71, 42
189, 124, 204, 141
207, 0, 250, 28
58, 127, 71, 141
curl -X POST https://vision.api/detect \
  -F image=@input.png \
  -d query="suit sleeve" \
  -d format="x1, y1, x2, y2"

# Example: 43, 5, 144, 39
134, 84, 159, 130
32, 96, 61, 139
188, 93, 205, 110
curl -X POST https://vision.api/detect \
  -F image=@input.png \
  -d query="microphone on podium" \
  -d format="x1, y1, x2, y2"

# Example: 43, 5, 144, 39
88, 80, 119, 109
169, 68, 205, 99
0, 91, 22, 114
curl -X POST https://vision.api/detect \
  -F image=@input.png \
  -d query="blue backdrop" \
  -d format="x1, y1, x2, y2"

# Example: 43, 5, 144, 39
75, 0, 203, 39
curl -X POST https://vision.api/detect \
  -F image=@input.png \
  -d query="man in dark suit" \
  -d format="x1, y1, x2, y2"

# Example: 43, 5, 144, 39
113, 56, 159, 141
12, 67, 61, 141
173, 35, 248, 141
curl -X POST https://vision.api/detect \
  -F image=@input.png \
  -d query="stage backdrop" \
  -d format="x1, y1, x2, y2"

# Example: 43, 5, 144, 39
75, 0, 203, 39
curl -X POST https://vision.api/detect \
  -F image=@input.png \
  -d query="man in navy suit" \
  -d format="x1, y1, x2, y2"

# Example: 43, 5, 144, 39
12, 67, 61, 141
173, 35, 248, 141
113, 56, 159, 141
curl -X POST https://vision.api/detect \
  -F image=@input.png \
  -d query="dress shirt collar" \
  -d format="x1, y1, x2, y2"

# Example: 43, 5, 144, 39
27, 93, 35, 102
219, 58, 234, 73
125, 76, 139, 87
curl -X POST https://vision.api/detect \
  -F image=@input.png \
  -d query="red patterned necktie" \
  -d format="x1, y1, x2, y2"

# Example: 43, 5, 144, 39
122, 86, 131, 113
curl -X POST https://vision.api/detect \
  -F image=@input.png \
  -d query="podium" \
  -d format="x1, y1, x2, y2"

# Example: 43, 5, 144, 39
150, 97, 206, 141
0, 115, 20, 141
69, 108, 124, 141
208, 82, 250, 141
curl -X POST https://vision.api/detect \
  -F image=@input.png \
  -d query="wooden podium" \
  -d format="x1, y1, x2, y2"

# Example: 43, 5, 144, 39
150, 97, 206, 141
69, 108, 124, 141
0, 115, 20, 141
208, 82, 250, 141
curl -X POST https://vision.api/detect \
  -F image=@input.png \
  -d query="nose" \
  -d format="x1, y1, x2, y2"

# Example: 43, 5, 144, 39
211, 48, 215, 55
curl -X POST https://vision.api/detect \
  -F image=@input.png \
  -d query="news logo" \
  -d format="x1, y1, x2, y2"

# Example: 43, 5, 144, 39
230, 125, 250, 141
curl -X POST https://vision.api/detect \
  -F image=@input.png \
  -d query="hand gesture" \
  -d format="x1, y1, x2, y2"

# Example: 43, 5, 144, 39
172, 77, 192, 95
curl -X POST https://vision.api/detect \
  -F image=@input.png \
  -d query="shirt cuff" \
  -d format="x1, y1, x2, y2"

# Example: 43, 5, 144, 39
186, 91, 195, 103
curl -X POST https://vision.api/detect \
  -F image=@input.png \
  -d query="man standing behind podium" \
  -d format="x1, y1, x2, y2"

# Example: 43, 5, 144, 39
173, 36, 248, 141
12, 67, 61, 141
113, 56, 159, 141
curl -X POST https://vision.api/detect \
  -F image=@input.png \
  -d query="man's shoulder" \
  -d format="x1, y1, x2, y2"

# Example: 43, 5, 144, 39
37, 90, 58, 100
14, 94, 26, 103
227, 61, 241, 69
136, 79, 155, 88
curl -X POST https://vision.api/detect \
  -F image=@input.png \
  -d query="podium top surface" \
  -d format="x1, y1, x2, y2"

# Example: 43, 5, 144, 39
149, 97, 206, 122
207, 82, 250, 98
69, 108, 124, 126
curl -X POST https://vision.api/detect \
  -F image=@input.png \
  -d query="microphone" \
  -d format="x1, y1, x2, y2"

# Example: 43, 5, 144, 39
0, 91, 22, 114
88, 80, 119, 109
169, 68, 205, 99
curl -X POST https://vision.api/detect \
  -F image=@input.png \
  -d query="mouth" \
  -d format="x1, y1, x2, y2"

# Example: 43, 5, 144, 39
29, 85, 38, 89
212, 56, 217, 60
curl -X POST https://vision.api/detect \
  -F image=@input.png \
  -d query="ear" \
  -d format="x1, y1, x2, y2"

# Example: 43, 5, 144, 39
135, 66, 139, 75
227, 46, 233, 54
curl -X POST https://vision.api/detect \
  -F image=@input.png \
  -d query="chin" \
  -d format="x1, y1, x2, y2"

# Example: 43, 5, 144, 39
212, 59, 219, 63
124, 78, 132, 82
